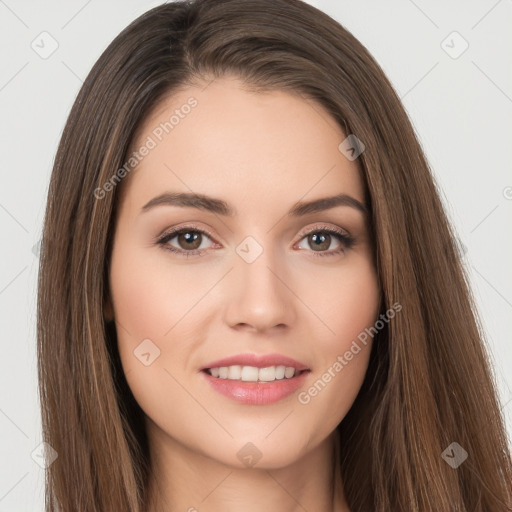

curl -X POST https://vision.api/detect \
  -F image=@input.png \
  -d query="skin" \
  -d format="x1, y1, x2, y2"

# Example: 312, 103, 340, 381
106, 76, 381, 512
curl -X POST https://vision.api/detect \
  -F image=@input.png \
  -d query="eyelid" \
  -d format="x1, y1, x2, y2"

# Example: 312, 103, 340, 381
156, 222, 351, 242
295, 223, 351, 240
155, 222, 218, 244
156, 222, 354, 257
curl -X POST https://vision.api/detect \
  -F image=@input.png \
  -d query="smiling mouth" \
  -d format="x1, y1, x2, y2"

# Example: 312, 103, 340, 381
203, 365, 310, 382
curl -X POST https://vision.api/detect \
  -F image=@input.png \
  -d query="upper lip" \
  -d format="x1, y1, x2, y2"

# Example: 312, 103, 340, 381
201, 353, 310, 371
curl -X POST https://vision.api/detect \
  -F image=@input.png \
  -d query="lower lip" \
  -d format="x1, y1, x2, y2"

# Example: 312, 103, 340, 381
202, 370, 310, 405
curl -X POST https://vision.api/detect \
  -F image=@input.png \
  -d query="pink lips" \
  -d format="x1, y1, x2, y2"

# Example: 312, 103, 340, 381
200, 352, 311, 405
201, 353, 309, 372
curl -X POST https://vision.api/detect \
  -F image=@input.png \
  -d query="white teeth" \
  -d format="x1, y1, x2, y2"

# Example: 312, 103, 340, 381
228, 365, 242, 379
241, 366, 259, 382
207, 365, 299, 381
259, 366, 277, 382
284, 366, 295, 378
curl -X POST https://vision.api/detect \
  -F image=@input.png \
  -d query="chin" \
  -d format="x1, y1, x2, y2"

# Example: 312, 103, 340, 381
202, 432, 313, 470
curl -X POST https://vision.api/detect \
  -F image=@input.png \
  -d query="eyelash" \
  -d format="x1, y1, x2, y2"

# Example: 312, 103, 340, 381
155, 223, 355, 259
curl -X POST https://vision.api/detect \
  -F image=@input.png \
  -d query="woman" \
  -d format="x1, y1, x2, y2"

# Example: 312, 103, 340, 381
36, 0, 512, 510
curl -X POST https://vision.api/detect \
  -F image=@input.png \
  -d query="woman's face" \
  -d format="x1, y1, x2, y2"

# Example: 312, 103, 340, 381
107, 76, 380, 469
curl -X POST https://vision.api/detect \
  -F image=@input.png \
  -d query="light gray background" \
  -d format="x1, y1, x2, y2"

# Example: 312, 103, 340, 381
0, 0, 511, 509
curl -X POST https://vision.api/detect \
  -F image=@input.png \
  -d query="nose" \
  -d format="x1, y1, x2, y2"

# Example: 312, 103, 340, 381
224, 246, 297, 334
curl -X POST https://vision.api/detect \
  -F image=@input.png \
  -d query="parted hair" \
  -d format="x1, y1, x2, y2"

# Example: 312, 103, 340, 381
37, 0, 512, 510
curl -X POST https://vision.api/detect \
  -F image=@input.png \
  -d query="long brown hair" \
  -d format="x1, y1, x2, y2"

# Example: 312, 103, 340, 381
37, 0, 512, 510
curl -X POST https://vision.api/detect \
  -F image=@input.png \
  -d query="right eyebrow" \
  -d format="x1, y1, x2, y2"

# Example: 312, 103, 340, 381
141, 192, 234, 216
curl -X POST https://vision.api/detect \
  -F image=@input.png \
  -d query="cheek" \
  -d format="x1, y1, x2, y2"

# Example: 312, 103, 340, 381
109, 241, 209, 344
108, 243, 209, 430
108, 242, 189, 390
296, 344, 372, 448
299, 253, 381, 351
294, 255, 380, 428
108, 240, 226, 388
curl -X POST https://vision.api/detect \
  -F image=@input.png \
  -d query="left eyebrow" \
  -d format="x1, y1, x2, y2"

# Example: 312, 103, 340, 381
140, 192, 368, 218
288, 194, 368, 218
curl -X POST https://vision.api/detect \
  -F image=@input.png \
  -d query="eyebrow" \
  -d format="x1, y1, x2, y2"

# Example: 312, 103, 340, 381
141, 192, 368, 218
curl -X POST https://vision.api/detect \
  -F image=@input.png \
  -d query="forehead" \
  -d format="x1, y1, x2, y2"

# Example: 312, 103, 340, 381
121, 77, 365, 216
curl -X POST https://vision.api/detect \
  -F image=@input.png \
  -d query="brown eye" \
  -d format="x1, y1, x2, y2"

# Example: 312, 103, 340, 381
176, 231, 202, 250
157, 227, 215, 256
307, 232, 332, 252
295, 226, 355, 258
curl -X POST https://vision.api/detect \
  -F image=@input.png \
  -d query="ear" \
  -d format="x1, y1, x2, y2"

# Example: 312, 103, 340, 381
104, 293, 115, 323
